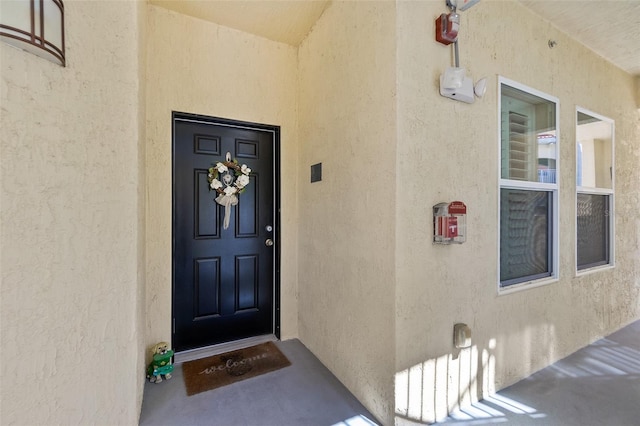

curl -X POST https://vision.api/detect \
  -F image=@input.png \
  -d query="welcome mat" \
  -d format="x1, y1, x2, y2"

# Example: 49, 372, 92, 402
182, 341, 291, 396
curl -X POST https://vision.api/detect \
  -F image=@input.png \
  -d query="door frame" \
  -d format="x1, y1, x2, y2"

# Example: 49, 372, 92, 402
171, 111, 282, 350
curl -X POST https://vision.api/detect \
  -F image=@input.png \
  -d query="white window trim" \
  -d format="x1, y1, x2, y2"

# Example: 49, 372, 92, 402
497, 76, 560, 295
575, 106, 615, 276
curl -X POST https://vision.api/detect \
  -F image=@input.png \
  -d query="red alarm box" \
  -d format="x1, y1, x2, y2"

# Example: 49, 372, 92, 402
433, 201, 467, 244
435, 12, 459, 45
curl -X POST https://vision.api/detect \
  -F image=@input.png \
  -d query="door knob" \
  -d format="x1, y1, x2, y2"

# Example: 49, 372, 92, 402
265, 239, 274, 247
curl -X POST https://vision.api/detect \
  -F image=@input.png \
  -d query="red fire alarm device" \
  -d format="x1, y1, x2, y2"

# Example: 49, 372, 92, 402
435, 12, 459, 45
433, 201, 467, 244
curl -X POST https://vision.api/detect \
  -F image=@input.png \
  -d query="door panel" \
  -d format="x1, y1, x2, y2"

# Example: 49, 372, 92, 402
173, 115, 277, 352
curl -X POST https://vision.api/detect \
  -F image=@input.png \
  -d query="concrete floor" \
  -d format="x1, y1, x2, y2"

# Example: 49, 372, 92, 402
140, 320, 640, 426
443, 319, 640, 425
139, 339, 380, 426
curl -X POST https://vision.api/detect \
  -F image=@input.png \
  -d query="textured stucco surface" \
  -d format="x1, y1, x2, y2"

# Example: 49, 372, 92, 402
136, 0, 149, 415
0, 1, 144, 424
297, 2, 397, 424
2, 1, 638, 424
395, 1, 640, 423
145, 5, 300, 349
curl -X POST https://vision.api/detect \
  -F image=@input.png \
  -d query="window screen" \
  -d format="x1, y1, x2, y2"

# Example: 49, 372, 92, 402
500, 189, 552, 286
577, 193, 610, 270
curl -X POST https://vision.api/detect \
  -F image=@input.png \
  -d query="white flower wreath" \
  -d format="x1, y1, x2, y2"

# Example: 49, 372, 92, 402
207, 153, 251, 229
207, 161, 251, 196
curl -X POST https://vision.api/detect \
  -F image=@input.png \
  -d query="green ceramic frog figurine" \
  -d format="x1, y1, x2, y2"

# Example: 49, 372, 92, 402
147, 341, 174, 383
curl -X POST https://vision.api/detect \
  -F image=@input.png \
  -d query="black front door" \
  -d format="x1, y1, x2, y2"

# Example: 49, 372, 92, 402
172, 113, 279, 352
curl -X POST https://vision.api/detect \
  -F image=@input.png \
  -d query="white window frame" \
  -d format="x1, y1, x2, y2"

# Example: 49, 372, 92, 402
575, 107, 615, 275
497, 76, 560, 295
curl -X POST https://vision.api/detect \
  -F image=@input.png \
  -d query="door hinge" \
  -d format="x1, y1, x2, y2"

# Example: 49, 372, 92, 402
173, 318, 176, 334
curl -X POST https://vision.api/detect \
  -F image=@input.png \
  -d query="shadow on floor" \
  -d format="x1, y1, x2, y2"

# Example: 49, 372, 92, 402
140, 339, 380, 426
441, 320, 640, 425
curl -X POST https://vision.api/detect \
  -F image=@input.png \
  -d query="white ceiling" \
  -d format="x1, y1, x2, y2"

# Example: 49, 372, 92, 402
149, 0, 640, 76
149, 0, 331, 46
518, 0, 640, 76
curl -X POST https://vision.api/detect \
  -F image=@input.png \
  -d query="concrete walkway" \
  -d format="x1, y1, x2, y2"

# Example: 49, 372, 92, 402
140, 320, 639, 425
443, 320, 640, 425
139, 339, 379, 426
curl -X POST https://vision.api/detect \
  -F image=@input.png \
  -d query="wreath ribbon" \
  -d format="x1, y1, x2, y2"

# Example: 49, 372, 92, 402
215, 193, 238, 230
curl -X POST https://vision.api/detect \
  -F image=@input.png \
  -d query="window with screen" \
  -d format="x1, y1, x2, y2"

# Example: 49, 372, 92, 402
499, 77, 559, 290
576, 108, 614, 271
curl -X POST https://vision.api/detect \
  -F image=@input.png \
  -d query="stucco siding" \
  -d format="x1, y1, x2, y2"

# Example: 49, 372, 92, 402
145, 5, 300, 350
1, 1, 637, 425
395, 1, 640, 423
298, 2, 397, 424
1, 1, 144, 424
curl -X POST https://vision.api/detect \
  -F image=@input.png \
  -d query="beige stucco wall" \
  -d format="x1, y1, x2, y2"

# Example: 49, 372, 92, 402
395, 1, 640, 423
136, 0, 149, 414
2, 1, 637, 424
297, 2, 397, 424
145, 5, 300, 349
0, 1, 145, 424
